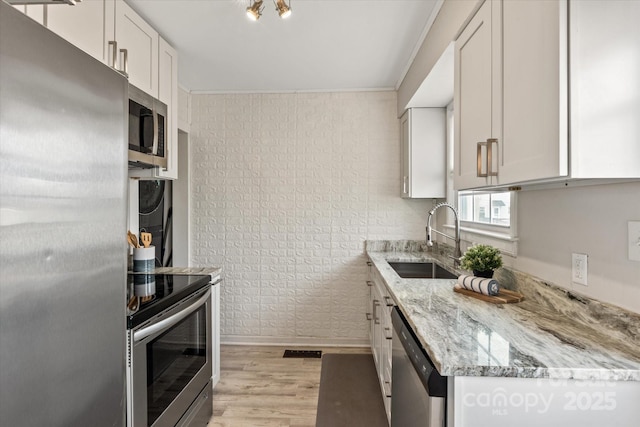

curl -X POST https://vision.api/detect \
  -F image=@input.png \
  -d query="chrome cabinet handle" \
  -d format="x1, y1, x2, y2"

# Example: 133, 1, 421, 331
477, 141, 487, 177
119, 48, 129, 77
383, 296, 394, 307
402, 176, 408, 194
477, 138, 499, 178
366, 313, 372, 321
384, 381, 392, 397
134, 288, 211, 343
108, 40, 118, 69
487, 138, 498, 177
373, 300, 380, 324
366, 280, 373, 287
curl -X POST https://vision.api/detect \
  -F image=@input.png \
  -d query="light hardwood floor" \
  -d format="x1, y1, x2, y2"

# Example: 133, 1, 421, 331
208, 345, 371, 427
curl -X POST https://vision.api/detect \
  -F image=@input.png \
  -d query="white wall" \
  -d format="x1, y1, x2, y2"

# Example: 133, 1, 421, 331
515, 181, 640, 313
189, 91, 432, 344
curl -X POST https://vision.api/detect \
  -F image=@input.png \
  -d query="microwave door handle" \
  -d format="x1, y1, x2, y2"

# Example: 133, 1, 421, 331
151, 107, 159, 156
133, 289, 211, 343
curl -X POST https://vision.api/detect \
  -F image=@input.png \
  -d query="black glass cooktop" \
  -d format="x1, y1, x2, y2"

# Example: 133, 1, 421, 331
126, 273, 211, 329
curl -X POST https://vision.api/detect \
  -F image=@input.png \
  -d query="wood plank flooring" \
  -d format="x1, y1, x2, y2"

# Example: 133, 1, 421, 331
208, 345, 371, 427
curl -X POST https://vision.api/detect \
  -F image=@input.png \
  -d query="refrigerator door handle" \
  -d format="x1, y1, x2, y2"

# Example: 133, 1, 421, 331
133, 288, 211, 343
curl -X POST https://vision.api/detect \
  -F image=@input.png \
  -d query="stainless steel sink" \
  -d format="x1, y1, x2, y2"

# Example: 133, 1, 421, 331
387, 262, 457, 279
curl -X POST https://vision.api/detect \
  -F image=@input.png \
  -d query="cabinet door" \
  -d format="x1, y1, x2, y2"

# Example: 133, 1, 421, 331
499, 0, 568, 184
400, 112, 411, 197
156, 37, 178, 179
401, 108, 446, 198
13, 4, 45, 24
47, 0, 113, 64
570, 0, 640, 179
115, 0, 158, 97
454, 0, 500, 189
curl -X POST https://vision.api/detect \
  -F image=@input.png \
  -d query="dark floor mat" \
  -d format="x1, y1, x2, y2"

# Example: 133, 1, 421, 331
283, 349, 322, 358
315, 353, 388, 427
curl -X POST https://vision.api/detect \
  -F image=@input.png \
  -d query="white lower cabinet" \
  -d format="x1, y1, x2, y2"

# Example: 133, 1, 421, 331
367, 261, 393, 424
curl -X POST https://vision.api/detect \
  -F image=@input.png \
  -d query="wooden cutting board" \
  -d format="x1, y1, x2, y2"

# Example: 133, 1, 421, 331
454, 285, 525, 304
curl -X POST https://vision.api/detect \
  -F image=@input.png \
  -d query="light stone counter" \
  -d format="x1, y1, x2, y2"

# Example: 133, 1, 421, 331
366, 241, 640, 382
153, 266, 221, 282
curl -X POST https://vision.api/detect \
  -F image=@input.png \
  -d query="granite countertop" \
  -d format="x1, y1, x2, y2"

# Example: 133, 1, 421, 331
366, 241, 640, 382
153, 266, 221, 279
130, 267, 222, 282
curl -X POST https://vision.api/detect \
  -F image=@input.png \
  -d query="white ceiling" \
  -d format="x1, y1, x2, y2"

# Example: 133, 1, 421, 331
127, 0, 442, 93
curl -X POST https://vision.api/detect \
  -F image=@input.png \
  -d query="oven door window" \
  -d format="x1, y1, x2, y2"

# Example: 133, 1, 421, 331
146, 304, 207, 425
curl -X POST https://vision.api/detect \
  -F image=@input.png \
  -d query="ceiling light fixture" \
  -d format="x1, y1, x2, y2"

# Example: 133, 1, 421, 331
246, 0, 292, 21
275, 0, 292, 19
246, 0, 264, 21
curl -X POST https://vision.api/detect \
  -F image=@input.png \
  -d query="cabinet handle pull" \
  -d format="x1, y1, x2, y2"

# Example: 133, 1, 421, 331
487, 138, 498, 177
366, 313, 372, 321
108, 40, 118, 69
403, 176, 408, 194
384, 381, 392, 397
477, 141, 487, 177
366, 280, 373, 287
383, 296, 394, 307
477, 139, 499, 178
384, 327, 393, 340
366, 261, 372, 267
373, 300, 380, 324
119, 48, 129, 77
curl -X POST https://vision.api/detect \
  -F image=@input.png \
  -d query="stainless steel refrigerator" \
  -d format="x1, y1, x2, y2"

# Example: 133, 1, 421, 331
0, 3, 127, 426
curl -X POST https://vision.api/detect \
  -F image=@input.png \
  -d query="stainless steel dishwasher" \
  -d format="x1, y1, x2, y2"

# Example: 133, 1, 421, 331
391, 307, 447, 427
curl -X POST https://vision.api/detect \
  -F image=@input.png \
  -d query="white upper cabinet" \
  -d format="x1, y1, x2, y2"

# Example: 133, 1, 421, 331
44, 0, 180, 179
46, 0, 159, 98
114, 0, 158, 98
12, 4, 45, 24
454, 0, 499, 189
47, 0, 114, 64
499, 0, 568, 184
400, 108, 446, 198
155, 37, 179, 179
454, 0, 639, 191
569, 0, 640, 179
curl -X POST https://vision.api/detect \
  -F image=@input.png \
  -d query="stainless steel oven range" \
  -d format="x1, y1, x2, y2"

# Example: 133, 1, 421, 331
126, 274, 214, 427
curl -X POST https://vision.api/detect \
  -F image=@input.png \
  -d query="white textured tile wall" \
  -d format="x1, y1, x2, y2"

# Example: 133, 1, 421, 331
190, 91, 433, 344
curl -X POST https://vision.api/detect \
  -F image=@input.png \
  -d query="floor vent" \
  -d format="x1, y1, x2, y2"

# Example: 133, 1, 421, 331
283, 349, 322, 359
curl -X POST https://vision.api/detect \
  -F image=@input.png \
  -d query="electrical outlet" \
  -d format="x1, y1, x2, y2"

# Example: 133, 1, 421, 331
629, 221, 640, 262
572, 253, 588, 286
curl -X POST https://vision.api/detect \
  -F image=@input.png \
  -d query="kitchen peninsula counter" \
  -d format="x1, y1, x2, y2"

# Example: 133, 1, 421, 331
366, 241, 640, 382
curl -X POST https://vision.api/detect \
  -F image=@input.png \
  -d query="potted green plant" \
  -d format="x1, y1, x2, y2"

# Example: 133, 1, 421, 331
460, 244, 503, 278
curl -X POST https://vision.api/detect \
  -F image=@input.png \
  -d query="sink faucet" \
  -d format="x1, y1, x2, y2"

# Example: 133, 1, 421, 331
426, 202, 462, 267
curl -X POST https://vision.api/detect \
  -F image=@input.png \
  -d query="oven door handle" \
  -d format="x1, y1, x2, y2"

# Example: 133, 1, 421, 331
133, 288, 211, 343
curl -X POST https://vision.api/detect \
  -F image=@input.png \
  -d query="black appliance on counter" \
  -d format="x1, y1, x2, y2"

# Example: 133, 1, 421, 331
126, 274, 215, 427
139, 179, 172, 267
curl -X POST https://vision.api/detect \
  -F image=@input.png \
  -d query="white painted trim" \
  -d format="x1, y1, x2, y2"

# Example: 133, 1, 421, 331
189, 88, 396, 95
444, 224, 519, 257
394, 0, 446, 90
221, 335, 369, 348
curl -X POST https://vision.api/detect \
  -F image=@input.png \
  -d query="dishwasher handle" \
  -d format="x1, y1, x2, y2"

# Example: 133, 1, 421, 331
391, 307, 447, 398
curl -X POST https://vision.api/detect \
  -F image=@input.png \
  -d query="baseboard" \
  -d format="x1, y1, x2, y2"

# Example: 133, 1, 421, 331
220, 335, 370, 348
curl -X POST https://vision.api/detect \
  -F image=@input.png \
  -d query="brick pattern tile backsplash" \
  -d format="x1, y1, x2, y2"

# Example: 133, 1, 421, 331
190, 91, 432, 343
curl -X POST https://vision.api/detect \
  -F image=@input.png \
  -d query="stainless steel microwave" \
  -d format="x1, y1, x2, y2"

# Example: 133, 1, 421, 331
128, 85, 168, 169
